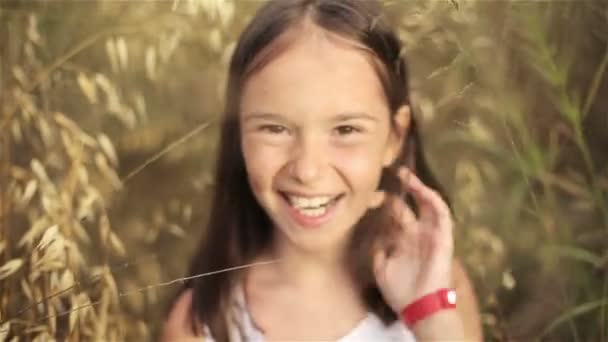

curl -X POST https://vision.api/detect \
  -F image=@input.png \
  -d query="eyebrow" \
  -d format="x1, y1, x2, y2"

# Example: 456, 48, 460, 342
242, 112, 285, 122
333, 112, 379, 122
243, 111, 379, 122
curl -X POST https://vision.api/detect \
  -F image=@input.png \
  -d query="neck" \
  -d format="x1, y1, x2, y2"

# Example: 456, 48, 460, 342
264, 233, 354, 290
248, 231, 369, 318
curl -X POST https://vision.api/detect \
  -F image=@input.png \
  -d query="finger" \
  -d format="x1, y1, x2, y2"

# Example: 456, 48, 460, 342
368, 190, 386, 209
385, 194, 420, 256
398, 167, 451, 230
373, 247, 388, 284
386, 194, 418, 231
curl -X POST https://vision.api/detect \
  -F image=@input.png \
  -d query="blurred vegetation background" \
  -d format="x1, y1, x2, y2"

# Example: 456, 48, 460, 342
0, 0, 606, 341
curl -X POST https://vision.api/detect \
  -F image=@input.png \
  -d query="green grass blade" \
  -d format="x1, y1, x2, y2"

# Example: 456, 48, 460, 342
544, 244, 603, 267
541, 299, 608, 338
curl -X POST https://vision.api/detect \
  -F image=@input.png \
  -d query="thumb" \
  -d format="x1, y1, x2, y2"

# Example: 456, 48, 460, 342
373, 247, 388, 284
368, 190, 386, 209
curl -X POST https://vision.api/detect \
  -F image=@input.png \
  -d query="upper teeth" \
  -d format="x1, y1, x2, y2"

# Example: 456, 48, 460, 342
287, 195, 334, 209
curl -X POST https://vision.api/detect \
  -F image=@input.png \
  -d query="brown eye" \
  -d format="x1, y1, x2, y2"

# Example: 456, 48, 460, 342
260, 125, 287, 134
334, 125, 361, 135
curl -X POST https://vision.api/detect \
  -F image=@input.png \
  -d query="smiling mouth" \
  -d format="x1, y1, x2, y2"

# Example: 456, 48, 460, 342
279, 192, 344, 218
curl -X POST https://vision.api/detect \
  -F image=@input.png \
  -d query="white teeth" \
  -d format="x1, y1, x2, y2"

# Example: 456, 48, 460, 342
284, 194, 339, 218
287, 195, 333, 209
296, 206, 328, 217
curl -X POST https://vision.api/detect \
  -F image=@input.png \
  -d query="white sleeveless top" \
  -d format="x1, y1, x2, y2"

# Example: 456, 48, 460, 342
202, 285, 416, 342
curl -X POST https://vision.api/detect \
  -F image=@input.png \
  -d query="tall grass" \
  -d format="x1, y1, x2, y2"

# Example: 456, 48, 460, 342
412, 1, 608, 340
0, 0, 605, 341
0, 3, 133, 340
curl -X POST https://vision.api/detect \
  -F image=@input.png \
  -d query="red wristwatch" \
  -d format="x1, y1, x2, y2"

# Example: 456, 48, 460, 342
401, 288, 457, 327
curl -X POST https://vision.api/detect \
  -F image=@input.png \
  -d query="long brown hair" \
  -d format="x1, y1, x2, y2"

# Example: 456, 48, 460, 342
183, 1, 450, 340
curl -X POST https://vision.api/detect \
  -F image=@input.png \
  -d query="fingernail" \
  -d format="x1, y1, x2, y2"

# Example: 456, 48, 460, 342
369, 191, 386, 209
399, 166, 411, 177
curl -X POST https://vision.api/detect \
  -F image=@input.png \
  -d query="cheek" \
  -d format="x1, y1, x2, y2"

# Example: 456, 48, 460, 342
332, 142, 386, 190
242, 137, 285, 192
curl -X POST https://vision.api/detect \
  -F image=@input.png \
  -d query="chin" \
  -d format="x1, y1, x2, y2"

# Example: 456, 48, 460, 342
271, 216, 356, 254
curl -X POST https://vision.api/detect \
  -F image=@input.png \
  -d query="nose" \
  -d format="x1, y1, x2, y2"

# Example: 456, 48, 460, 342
287, 135, 324, 185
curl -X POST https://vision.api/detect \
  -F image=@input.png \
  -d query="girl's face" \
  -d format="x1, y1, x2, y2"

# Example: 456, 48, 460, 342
240, 27, 405, 254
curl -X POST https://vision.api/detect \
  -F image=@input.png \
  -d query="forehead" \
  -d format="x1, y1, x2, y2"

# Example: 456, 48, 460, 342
240, 28, 389, 119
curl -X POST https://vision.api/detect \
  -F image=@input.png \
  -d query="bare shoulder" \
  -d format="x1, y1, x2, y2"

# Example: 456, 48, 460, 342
161, 289, 203, 342
451, 258, 483, 341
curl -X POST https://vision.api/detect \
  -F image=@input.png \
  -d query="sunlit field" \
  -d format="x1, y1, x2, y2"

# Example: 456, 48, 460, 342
1, 0, 606, 340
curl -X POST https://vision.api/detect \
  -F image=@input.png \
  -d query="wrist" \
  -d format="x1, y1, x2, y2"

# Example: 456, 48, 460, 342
410, 309, 465, 340
401, 288, 457, 328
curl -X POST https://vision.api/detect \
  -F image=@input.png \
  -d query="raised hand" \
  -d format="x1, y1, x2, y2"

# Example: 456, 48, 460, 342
372, 167, 454, 314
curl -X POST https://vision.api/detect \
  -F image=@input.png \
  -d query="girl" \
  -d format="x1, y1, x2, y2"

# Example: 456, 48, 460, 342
163, 0, 481, 341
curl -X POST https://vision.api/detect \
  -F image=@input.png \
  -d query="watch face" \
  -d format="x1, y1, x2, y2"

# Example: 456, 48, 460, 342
447, 289, 457, 305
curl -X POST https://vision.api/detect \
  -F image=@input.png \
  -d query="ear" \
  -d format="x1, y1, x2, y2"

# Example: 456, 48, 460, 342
383, 105, 411, 167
